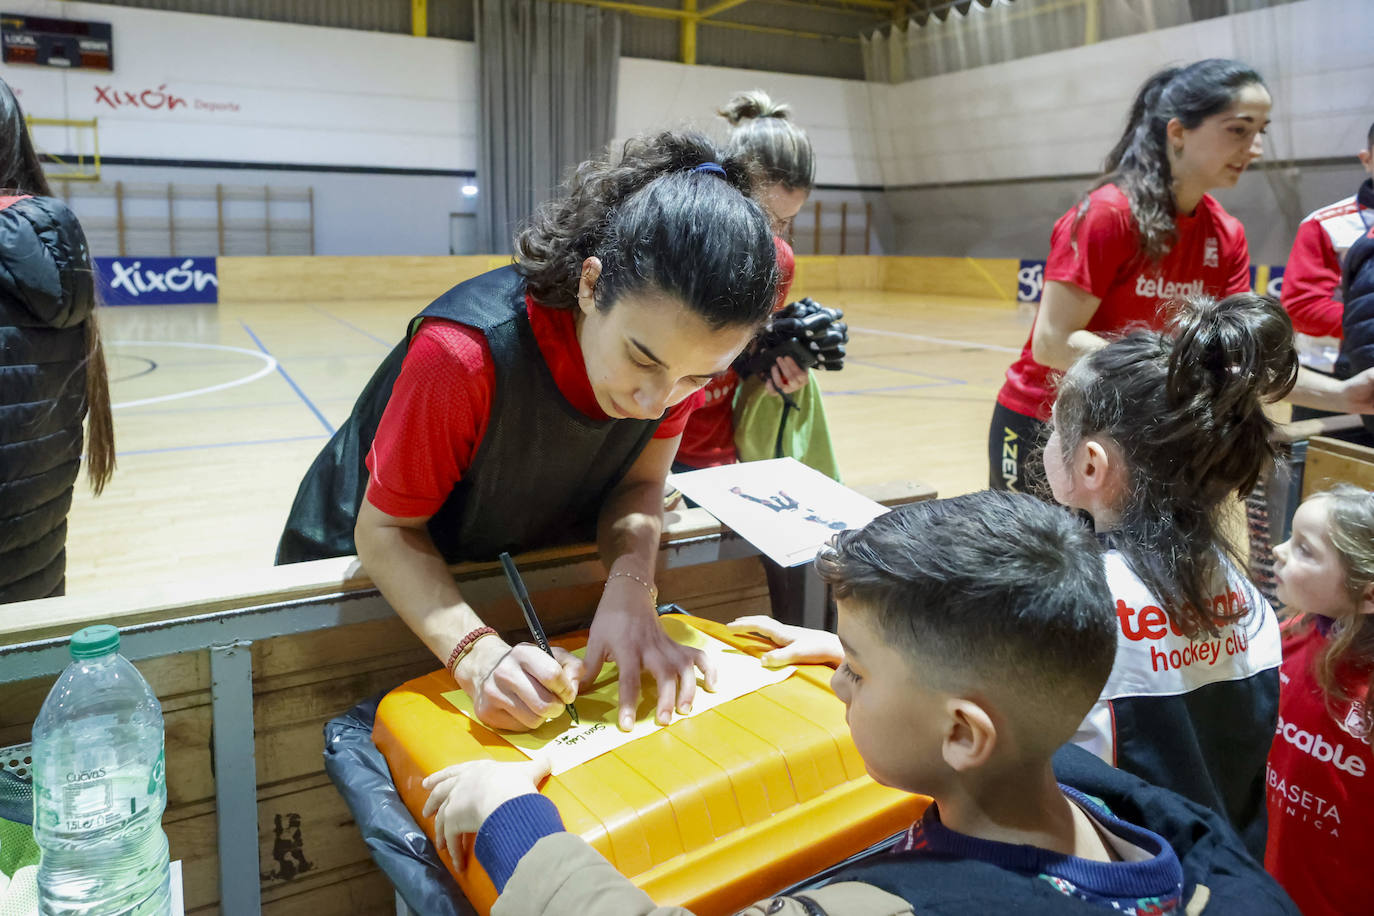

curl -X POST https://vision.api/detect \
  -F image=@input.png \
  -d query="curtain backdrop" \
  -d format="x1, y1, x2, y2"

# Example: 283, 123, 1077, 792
475, 0, 621, 253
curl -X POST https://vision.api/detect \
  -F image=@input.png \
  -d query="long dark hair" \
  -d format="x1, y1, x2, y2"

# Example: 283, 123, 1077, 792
515, 130, 778, 331
1082, 59, 1265, 261
1306, 485, 1374, 737
1051, 293, 1298, 637
719, 90, 815, 193
0, 77, 114, 494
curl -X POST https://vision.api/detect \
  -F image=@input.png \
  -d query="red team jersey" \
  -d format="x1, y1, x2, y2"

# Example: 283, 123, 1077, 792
675, 236, 797, 469
365, 294, 701, 519
1264, 619, 1373, 916
998, 184, 1251, 420
1281, 185, 1374, 340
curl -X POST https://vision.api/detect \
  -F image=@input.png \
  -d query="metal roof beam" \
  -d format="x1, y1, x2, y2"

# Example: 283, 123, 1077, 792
698, 0, 752, 17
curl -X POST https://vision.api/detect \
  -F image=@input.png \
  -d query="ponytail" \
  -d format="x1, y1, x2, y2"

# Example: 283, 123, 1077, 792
719, 90, 815, 192
1052, 292, 1296, 637
1081, 59, 1265, 261
515, 130, 777, 330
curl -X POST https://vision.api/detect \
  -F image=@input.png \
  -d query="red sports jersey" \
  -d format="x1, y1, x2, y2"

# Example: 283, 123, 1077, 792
675, 236, 797, 468
998, 183, 1251, 420
1264, 618, 1374, 916
1281, 183, 1374, 340
365, 295, 700, 519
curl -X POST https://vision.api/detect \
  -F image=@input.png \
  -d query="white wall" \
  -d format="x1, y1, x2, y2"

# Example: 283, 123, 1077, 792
872, 0, 1374, 261
3, 2, 876, 254
615, 58, 878, 189
10, 0, 1359, 260
615, 58, 885, 253
8, 0, 476, 172
873, 0, 1374, 188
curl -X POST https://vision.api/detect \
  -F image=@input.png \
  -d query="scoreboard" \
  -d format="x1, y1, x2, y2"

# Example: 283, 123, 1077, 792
1, 13, 113, 70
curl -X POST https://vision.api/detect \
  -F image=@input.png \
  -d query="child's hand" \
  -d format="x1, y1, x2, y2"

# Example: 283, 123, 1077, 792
726, 616, 843, 667
421, 754, 552, 855
768, 355, 809, 395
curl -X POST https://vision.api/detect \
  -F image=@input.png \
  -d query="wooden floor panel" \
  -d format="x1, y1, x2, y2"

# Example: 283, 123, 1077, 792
68, 290, 1031, 593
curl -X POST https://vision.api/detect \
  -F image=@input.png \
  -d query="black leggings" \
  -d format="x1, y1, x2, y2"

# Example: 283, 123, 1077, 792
987, 402, 1047, 494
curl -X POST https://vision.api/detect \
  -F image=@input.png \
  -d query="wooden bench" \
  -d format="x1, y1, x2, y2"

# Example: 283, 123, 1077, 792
1302, 435, 1374, 496
0, 480, 934, 916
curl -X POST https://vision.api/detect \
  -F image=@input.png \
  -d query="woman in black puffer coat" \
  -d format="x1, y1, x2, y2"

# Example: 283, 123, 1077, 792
1343, 226, 1374, 439
0, 77, 114, 603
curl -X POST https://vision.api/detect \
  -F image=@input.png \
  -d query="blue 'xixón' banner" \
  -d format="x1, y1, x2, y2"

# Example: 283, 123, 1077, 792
95, 257, 219, 305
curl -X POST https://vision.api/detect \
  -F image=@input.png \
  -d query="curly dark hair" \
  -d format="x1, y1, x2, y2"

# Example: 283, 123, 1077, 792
514, 130, 778, 331
1050, 292, 1298, 638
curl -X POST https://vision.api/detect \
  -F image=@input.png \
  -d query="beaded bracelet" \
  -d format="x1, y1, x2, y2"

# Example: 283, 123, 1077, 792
607, 570, 659, 606
447, 625, 497, 677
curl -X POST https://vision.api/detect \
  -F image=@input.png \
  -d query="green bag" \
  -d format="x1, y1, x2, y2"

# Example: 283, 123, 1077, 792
0, 769, 38, 881
0, 817, 38, 880
732, 370, 842, 482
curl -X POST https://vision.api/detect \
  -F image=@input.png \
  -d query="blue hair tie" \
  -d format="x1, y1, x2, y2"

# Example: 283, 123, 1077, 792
692, 162, 727, 178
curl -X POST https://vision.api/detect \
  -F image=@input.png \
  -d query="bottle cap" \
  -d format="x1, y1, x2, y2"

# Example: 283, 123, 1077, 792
70, 625, 121, 659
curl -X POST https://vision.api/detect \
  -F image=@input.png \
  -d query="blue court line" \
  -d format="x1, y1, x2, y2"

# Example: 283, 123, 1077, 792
308, 305, 396, 349
117, 434, 326, 457
238, 321, 336, 436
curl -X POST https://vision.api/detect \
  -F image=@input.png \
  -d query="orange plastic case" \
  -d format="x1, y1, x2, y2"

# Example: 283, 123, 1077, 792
372, 616, 930, 916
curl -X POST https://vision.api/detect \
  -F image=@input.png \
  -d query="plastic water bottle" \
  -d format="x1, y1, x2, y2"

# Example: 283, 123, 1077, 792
31, 625, 171, 915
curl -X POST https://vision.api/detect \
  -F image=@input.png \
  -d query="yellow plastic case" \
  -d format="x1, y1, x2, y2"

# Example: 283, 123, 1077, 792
373, 616, 930, 915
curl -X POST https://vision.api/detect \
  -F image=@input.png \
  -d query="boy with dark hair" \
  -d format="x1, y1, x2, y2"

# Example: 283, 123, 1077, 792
421, 491, 1297, 915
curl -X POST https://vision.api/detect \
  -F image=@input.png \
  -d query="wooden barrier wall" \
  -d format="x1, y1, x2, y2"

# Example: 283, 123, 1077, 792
217, 255, 1023, 306
0, 554, 774, 914
0, 482, 935, 915
1302, 436, 1374, 497
217, 256, 511, 305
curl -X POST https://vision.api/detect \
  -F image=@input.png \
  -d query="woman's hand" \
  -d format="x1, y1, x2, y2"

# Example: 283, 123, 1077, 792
580, 577, 717, 731
454, 637, 582, 732
726, 615, 843, 667
1338, 367, 1374, 414
768, 355, 809, 396
421, 754, 552, 855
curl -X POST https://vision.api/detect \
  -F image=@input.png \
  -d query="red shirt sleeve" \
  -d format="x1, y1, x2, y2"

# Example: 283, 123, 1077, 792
1224, 222, 1252, 297
1045, 195, 1139, 299
654, 388, 705, 439
774, 236, 797, 308
364, 319, 494, 518
1281, 218, 1345, 338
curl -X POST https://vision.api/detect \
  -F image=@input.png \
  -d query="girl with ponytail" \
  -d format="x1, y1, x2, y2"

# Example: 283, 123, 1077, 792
0, 76, 114, 604
1043, 292, 1297, 856
279, 130, 779, 735
675, 90, 816, 474
990, 59, 1269, 492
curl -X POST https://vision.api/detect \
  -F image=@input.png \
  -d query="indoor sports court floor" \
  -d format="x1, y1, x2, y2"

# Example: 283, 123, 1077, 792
66, 289, 1032, 594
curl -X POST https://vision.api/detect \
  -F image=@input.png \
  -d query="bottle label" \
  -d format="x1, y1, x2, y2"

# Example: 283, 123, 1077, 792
61, 775, 118, 830
36, 743, 165, 834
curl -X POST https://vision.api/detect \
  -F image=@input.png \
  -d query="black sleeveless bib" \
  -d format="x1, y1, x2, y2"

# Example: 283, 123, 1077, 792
276, 266, 659, 564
